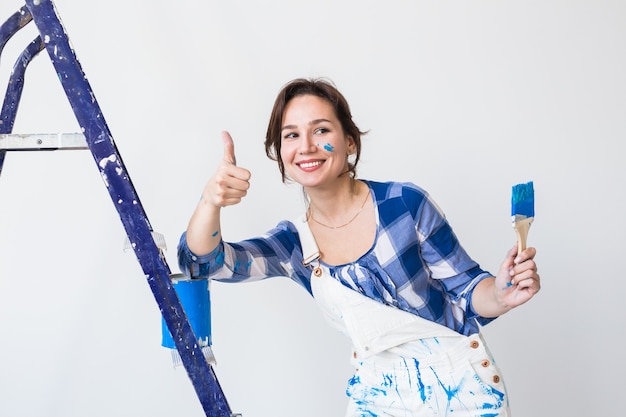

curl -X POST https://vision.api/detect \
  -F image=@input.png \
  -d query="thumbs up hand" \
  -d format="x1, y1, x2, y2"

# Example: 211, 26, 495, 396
202, 131, 251, 208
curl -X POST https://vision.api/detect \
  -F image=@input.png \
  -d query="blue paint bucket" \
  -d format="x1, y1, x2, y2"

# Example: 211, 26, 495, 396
161, 273, 215, 366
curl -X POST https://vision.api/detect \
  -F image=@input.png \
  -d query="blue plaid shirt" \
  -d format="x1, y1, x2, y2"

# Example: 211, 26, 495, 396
178, 180, 496, 335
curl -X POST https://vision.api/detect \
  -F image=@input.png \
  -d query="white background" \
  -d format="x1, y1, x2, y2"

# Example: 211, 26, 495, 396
0, 1, 624, 416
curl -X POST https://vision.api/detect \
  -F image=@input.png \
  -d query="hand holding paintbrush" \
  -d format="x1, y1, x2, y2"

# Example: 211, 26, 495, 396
503, 181, 537, 291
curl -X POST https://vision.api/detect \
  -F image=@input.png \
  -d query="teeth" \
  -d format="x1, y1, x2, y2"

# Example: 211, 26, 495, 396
300, 161, 322, 169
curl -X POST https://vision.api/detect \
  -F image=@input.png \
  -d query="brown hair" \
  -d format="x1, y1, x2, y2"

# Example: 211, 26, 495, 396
264, 78, 366, 182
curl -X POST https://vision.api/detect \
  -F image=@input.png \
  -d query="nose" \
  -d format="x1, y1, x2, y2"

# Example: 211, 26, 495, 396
299, 133, 317, 154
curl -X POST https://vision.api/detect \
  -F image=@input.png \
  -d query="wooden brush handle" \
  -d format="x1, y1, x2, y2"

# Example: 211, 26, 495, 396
514, 217, 533, 255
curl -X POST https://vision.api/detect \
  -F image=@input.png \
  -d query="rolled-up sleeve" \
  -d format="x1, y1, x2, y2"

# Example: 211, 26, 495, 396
176, 221, 306, 285
177, 232, 225, 279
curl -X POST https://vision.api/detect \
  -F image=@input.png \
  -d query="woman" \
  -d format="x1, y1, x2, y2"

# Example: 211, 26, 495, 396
178, 78, 540, 416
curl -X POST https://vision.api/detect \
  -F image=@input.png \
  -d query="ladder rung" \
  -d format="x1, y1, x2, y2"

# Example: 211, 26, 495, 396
0, 133, 88, 150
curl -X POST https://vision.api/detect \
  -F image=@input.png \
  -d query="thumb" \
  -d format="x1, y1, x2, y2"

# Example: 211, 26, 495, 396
497, 244, 517, 285
503, 244, 517, 269
221, 130, 236, 165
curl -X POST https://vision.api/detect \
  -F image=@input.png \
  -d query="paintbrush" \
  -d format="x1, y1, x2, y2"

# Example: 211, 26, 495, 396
511, 181, 535, 255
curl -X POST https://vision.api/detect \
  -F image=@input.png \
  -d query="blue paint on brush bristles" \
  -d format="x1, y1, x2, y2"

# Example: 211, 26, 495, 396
511, 181, 535, 218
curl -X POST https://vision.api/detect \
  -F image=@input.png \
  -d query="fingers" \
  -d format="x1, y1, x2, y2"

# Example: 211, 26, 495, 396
212, 166, 250, 205
508, 246, 539, 289
514, 246, 536, 265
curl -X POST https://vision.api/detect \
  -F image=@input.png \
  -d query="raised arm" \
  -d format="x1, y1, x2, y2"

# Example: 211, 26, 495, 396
185, 131, 251, 255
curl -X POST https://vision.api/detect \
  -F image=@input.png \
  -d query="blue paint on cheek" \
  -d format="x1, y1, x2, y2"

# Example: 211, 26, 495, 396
323, 143, 334, 152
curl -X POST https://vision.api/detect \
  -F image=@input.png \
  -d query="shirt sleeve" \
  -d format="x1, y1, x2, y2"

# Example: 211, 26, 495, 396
177, 221, 312, 289
405, 184, 497, 327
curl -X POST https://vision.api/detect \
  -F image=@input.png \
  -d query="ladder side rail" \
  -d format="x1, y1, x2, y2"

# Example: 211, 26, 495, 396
0, 7, 32, 54
1, 36, 45, 133
24, 1, 233, 415
0, 36, 44, 175
0, 6, 35, 171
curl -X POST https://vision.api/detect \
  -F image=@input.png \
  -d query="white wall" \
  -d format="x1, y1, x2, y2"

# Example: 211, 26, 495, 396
1, 1, 624, 416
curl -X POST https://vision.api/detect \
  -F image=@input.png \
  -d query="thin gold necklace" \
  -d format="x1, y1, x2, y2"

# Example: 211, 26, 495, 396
309, 189, 371, 229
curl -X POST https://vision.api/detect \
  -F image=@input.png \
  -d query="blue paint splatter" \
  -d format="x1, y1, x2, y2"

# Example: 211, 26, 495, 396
323, 143, 334, 152
212, 230, 219, 237
347, 355, 508, 416
413, 359, 427, 403
215, 251, 225, 267
347, 374, 388, 416
347, 375, 361, 394
381, 373, 394, 388
435, 368, 462, 400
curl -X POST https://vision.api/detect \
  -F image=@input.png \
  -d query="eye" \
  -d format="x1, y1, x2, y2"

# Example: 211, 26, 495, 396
282, 131, 298, 140
314, 127, 329, 135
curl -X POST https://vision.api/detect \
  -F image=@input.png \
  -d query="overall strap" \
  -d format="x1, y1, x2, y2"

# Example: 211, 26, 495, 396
294, 214, 320, 267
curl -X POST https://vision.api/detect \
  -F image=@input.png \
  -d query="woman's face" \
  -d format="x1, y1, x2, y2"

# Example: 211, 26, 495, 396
279, 94, 355, 188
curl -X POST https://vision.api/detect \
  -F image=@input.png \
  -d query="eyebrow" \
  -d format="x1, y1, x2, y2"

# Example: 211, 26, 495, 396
281, 118, 332, 132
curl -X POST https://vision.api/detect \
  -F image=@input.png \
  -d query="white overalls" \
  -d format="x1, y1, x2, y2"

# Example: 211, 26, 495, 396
295, 216, 511, 417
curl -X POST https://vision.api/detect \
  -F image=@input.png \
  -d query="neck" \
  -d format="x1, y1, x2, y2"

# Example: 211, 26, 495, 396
306, 179, 369, 228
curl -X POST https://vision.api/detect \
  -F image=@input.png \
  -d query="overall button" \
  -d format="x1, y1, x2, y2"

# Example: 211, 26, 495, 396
481, 360, 491, 368
493, 375, 501, 384
470, 340, 480, 349
313, 267, 323, 277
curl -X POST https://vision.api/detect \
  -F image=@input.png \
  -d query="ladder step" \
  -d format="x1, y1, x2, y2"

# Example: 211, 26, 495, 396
0, 132, 88, 150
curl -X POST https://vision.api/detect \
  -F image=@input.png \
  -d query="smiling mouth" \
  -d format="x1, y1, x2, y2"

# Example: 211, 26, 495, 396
298, 160, 323, 169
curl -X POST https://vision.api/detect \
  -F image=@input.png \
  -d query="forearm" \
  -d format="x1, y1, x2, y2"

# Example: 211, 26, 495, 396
185, 197, 223, 256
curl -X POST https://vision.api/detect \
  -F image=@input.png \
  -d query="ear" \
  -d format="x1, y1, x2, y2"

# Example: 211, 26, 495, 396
346, 135, 357, 155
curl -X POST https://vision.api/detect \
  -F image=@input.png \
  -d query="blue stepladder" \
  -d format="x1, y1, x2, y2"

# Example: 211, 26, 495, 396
0, 1, 238, 416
